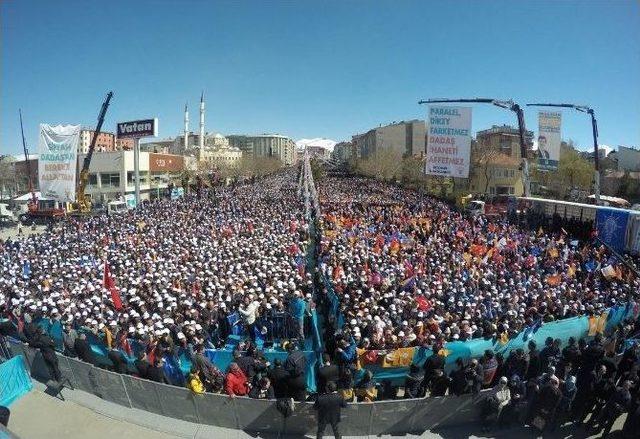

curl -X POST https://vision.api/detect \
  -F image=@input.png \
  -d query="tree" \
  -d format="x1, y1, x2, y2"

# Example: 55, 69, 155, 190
469, 141, 501, 194
354, 148, 404, 181
617, 171, 640, 201
556, 143, 593, 196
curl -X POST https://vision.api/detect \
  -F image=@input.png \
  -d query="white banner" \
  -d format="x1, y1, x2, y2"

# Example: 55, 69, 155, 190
425, 106, 472, 178
537, 111, 561, 171
38, 124, 80, 202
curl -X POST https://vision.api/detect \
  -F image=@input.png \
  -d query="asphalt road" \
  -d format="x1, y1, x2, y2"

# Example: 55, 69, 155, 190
6, 387, 629, 439
0, 223, 47, 241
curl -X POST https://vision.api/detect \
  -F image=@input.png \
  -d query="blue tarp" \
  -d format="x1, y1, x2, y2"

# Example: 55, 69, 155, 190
357, 304, 637, 386
0, 356, 33, 406
597, 208, 630, 252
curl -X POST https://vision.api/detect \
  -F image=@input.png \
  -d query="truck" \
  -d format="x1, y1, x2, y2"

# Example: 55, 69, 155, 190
0, 203, 18, 227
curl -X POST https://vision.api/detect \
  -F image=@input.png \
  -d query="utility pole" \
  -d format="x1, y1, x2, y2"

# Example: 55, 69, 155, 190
527, 103, 600, 205
418, 98, 531, 197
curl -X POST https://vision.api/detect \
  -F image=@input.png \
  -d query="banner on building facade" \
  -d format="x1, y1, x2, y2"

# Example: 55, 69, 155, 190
38, 124, 80, 202
425, 106, 472, 178
537, 111, 562, 171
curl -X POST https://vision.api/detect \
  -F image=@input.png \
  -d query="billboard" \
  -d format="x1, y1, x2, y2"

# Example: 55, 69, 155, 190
38, 124, 80, 202
537, 111, 561, 171
425, 106, 472, 178
149, 153, 184, 172
117, 118, 158, 139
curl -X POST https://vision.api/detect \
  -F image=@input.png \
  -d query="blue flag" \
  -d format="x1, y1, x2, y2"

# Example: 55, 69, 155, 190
22, 261, 31, 279
596, 208, 630, 252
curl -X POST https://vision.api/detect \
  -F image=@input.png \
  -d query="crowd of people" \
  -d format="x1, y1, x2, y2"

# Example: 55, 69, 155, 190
0, 170, 317, 375
2, 166, 640, 436
317, 177, 639, 352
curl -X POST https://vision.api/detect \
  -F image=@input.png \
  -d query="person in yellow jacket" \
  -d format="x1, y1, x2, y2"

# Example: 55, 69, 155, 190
187, 367, 205, 394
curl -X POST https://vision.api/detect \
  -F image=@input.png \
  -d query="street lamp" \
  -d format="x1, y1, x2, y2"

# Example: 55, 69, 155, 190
526, 103, 601, 205
418, 98, 531, 197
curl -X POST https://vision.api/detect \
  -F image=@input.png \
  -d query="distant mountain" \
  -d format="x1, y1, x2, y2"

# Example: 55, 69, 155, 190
296, 138, 337, 152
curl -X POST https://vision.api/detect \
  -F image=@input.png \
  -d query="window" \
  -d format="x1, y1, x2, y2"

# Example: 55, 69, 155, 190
88, 173, 98, 186
510, 169, 515, 178
102, 173, 120, 187
509, 187, 515, 195
489, 186, 495, 195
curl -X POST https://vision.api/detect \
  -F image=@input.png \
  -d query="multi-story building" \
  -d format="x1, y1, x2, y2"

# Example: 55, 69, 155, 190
198, 136, 243, 168
306, 145, 332, 160
352, 120, 426, 159
78, 151, 187, 202
115, 137, 135, 151
227, 135, 254, 158
79, 129, 116, 153
332, 142, 355, 162
468, 125, 534, 196
616, 146, 640, 171
228, 134, 296, 165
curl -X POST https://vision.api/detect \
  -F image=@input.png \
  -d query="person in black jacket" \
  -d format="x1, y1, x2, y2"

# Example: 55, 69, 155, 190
268, 359, 289, 398
404, 364, 423, 399
32, 327, 61, 381
526, 341, 541, 380
429, 369, 450, 397
285, 343, 307, 401
422, 351, 445, 394
108, 348, 128, 374
581, 334, 605, 373
318, 354, 339, 394
147, 357, 169, 384
597, 380, 632, 437
504, 348, 528, 381
134, 351, 151, 379
249, 377, 275, 400
314, 381, 347, 439
74, 333, 95, 365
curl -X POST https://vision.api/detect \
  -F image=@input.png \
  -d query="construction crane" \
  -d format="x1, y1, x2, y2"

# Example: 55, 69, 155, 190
19, 109, 37, 210
75, 91, 113, 213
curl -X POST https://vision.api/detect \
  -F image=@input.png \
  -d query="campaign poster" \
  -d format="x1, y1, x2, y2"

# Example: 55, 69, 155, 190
537, 111, 562, 171
38, 124, 80, 202
425, 106, 472, 178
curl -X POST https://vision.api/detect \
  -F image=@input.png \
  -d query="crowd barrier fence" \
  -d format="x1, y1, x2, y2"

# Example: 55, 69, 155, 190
4, 337, 486, 436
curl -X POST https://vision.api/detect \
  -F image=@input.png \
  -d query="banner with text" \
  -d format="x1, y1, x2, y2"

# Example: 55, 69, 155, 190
425, 106, 472, 178
537, 111, 562, 171
38, 124, 80, 202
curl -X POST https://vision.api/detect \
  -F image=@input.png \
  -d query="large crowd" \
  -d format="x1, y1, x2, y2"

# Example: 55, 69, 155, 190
317, 177, 639, 352
1, 167, 640, 436
1, 170, 314, 357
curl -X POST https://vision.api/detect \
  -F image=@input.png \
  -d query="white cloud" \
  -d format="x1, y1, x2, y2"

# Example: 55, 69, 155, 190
296, 138, 337, 151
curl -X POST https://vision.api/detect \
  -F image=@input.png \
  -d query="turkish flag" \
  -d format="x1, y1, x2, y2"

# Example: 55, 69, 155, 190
415, 296, 431, 311
103, 261, 123, 311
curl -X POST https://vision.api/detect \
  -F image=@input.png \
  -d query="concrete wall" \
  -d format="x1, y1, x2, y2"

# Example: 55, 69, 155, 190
7, 339, 483, 437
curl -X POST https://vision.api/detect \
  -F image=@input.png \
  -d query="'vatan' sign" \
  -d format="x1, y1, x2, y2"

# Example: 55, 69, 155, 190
117, 118, 158, 139
38, 124, 80, 202
425, 106, 472, 178
537, 111, 562, 171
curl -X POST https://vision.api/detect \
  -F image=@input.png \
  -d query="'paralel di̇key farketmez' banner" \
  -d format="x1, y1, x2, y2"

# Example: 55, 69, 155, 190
425, 106, 472, 178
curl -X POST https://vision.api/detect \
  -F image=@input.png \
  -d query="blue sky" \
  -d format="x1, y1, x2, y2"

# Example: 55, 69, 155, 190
2, 0, 639, 155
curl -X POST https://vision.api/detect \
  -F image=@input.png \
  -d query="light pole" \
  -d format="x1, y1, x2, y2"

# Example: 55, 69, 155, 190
418, 98, 531, 197
526, 103, 600, 205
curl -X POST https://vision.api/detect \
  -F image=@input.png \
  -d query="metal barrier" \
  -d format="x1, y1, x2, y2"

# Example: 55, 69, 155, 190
6, 338, 483, 436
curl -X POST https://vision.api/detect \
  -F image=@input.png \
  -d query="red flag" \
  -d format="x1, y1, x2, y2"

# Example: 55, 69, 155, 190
103, 261, 123, 311
415, 296, 431, 311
